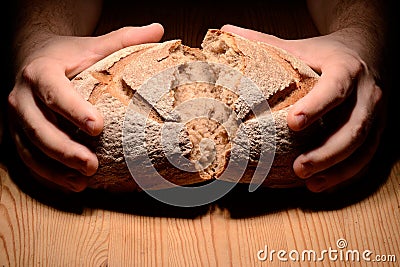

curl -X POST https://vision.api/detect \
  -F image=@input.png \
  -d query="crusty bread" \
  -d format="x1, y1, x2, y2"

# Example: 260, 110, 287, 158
69, 29, 322, 192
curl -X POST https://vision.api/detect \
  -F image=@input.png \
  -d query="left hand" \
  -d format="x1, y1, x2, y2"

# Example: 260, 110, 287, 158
221, 24, 386, 192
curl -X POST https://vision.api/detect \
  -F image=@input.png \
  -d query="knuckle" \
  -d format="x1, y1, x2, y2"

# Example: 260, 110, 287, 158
332, 59, 364, 103
301, 150, 334, 172
58, 143, 75, 162
21, 58, 60, 108
350, 120, 369, 144
76, 149, 91, 167
340, 52, 364, 76
63, 145, 95, 175
372, 85, 383, 103
21, 57, 47, 83
349, 59, 364, 78
20, 63, 35, 83
335, 81, 348, 101
42, 89, 58, 107
330, 77, 350, 104
7, 90, 18, 109
296, 155, 318, 178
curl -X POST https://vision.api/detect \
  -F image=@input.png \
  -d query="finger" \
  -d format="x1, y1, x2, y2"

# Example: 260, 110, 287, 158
220, 24, 365, 134
301, 80, 384, 192
220, 25, 323, 71
294, 101, 369, 179
11, 126, 89, 192
23, 62, 103, 136
293, 76, 382, 178
221, 24, 289, 49
304, 121, 382, 193
287, 60, 361, 131
63, 23, 165, 78
8, 83, 98, 176
221, 24, 312, 64
90, 23, 165, 58
293, 72, 384, 178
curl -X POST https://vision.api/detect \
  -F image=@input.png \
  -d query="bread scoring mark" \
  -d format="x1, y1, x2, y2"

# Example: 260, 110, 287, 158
262, 46, 317, 111
268, 82, 299, 111
88, 49, 151, 105
268, 77, 317, 111
128, 82, 165, 124
90, 70, 112, 84
251, 44, 318, 111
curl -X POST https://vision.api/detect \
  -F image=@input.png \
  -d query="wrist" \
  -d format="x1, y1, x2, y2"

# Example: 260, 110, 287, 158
327, 28, 384, 79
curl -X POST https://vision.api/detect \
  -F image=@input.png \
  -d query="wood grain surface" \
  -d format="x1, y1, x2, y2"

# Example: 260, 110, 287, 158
1, 157, 399, 266
1, 1, 399, 266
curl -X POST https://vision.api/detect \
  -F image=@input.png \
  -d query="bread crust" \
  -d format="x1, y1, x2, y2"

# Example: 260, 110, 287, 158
69, 30, 322, 192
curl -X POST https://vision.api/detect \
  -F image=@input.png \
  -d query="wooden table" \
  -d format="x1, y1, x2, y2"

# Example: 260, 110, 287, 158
1, 153, 400, 266
1, 1, 399, 266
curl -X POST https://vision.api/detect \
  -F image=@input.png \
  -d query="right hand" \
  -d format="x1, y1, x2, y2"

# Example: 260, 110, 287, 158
8, 23, 164, 192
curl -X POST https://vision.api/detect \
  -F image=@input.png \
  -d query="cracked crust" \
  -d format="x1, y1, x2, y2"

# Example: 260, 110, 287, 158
69, 29, 322, 192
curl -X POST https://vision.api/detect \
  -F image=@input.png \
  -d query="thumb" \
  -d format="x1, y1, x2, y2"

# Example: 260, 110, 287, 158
221, 24, 301, 58
90, 23, 164, 58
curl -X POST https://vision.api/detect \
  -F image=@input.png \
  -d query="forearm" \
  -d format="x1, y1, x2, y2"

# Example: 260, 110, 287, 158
13, 0, 103, 71
306, 0, 387, 35
306, 0, 388, 77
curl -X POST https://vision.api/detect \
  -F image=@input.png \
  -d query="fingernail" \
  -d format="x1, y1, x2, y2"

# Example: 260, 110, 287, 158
147, 22, 162, 28
86, 119, 96, 134
295, 114, 307, 129
306, 177, 327, 193
298, 161, 314, 178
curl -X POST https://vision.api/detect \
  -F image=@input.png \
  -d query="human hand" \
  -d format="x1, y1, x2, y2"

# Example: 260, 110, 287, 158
221, 24, 386, 192
8, 23, 164, 192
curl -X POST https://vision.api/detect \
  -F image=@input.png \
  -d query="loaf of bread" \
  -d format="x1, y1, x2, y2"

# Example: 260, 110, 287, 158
69, 29, 322, 192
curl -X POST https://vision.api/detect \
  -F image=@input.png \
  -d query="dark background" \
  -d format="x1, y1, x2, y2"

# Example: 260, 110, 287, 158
1, 1, 398, 215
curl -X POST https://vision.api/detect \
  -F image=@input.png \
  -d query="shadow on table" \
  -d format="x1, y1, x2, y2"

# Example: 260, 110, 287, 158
4, 118, 398, 219
217, 139, 399, 218
3, 140, 211, 218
